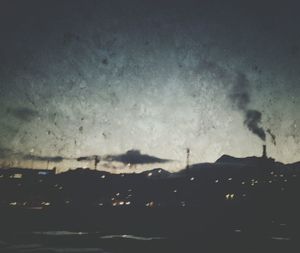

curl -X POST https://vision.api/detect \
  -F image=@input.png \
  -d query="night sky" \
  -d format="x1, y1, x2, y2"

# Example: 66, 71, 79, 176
0, 0, 299, 172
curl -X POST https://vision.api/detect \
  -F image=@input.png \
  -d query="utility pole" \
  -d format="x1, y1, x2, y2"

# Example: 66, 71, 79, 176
94, 156, 100, 170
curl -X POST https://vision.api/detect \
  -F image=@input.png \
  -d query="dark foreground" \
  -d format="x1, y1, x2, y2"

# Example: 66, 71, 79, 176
0, 204, 299, 253
0, 155, 299, 252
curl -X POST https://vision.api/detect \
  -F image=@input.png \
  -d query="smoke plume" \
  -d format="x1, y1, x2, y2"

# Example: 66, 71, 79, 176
229, 73, 267, 141
266, 129, 276, 145
244, 110, 266, 141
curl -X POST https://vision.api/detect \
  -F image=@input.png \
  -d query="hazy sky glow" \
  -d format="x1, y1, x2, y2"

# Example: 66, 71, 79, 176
0, 0, 299, 172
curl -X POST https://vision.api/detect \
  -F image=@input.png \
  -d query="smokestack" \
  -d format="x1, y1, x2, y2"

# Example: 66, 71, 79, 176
186, 148, 190, 172
262, 144, 267, 158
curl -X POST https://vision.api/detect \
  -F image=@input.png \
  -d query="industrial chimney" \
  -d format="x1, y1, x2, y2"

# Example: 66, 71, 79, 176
262, 144, 267, 158
186, 148, 190, 172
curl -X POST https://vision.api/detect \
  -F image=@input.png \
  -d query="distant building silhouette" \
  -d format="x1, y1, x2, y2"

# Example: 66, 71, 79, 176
0, 167, 56, 179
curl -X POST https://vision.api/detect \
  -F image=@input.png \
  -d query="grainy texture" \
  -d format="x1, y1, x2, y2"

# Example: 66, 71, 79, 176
0, 0, 299, 171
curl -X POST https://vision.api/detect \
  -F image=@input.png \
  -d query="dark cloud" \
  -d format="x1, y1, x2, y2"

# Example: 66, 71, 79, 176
0, 147, 23, 159
7, 107, 39, 121
77, 155, 99, 162
0, 123, 18, 135
23, 154, 64, 163
0, 147, 13, 159
104, 150, 172, 165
